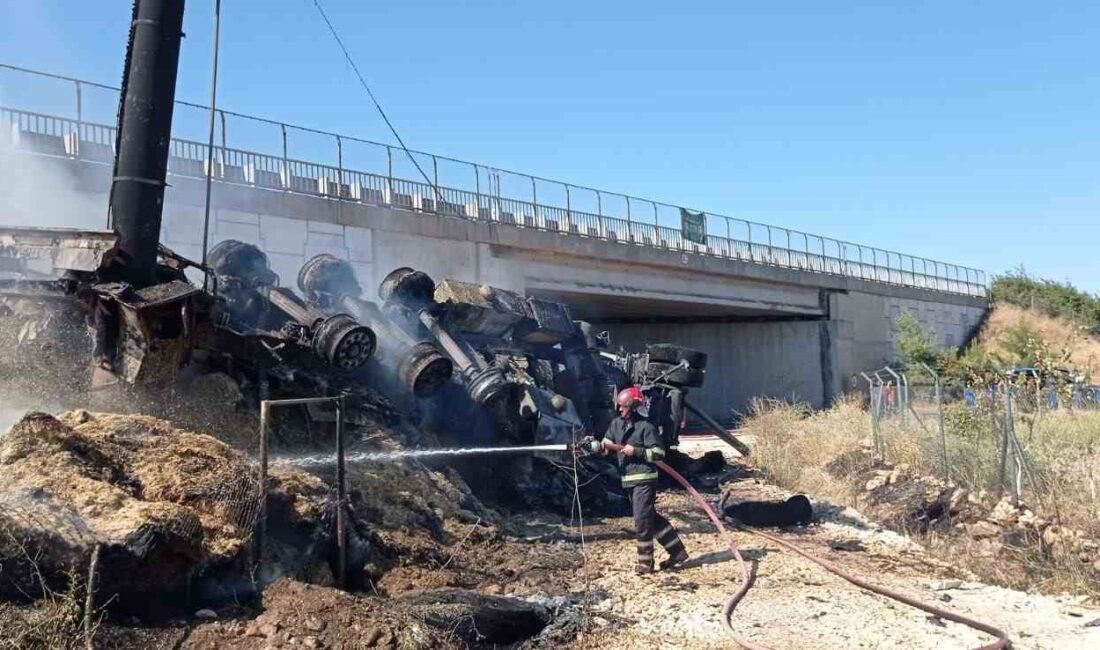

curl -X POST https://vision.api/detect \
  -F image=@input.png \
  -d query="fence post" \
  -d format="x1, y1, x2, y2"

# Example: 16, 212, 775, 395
861, 372, 883, 459
919, 362, 949, 481
335, 395, 347, 589
883, 366, 906, 427
996, 381, 1015, 502
256, 400, 270, 567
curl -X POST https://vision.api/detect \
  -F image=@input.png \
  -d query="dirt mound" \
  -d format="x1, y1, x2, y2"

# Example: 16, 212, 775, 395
0, 410, 329, 611
981, 303, 1100, 378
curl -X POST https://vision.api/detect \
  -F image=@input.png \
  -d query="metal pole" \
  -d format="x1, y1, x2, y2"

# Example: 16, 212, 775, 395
684, 400, 750, 456
335, 395, 347, 588
336, 135, 344, 198
861, 372, 882, 458
473, 164, 481, 217
531, 178, 538, 225
565, 184, 572, 231
920, 362, 949, 480
1004, 384, 1021, 503
996, 381, 1012, 500
257, 400, 270, 567
386, 145, 393, 203
200, 0, 223, 293
108, 0, 187, 285
281, 123, 289, 190
219, 110, 227, 158
74, 80, 83, 155
75, 80, 83, 124
624, 196, 633, 243
883, 366, 906, 426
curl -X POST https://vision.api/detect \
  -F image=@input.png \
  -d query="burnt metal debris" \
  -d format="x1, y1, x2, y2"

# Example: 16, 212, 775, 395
0, 0, 742, 518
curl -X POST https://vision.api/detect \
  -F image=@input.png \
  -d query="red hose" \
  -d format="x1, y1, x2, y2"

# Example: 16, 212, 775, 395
600, 442, 1012, 649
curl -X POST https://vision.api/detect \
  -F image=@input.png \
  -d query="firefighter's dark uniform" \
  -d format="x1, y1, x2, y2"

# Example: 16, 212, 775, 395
603, 414, 687, 572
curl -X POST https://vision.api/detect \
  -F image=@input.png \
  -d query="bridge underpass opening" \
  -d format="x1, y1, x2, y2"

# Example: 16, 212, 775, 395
529, 289, 838, 426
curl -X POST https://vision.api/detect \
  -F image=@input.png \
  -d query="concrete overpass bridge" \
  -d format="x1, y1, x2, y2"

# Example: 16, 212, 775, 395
0, 65, 988, 420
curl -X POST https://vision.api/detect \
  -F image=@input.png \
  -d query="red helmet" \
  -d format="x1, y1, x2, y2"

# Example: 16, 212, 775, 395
616, 386, 645, 408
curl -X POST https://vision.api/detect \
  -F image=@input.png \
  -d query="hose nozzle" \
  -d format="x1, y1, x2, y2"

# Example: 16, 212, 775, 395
576, 436, 609, 456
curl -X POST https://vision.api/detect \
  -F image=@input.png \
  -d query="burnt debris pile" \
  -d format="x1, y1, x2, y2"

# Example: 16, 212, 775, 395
0, 410, 331, 616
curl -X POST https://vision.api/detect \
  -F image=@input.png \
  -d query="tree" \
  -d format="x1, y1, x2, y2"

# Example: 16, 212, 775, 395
894, 312, 939, 368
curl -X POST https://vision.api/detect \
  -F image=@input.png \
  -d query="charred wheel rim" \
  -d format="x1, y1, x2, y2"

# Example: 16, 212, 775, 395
313, 314, 377, 370
402, 342, 454, 396
378, 267, 436, 306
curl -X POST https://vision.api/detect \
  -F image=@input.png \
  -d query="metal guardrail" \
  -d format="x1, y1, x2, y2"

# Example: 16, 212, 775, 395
0, 63, 988, 297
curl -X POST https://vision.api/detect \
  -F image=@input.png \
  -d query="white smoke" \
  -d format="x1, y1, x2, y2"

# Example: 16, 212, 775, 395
0, 82, 110, 431
0, 133, 109, 231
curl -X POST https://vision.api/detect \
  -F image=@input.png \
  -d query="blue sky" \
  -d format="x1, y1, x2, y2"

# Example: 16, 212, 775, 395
1, 1, 1098, 292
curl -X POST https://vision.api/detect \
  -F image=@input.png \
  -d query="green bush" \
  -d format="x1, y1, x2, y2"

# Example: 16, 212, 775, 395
992, 268, 1100, 335
894, 312, 940, 368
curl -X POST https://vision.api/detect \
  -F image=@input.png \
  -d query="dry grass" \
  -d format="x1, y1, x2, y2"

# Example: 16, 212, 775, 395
744, 398, 1100, 598
982, 303, 1100, 378
746, 396, 867, 507
0, 532, 98, 650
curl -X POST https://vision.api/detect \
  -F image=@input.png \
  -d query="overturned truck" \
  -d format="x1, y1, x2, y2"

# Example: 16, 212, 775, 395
294, 254, 733, 508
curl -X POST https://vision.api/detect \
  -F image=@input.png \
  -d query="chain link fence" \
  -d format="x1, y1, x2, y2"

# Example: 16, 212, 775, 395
860, 366, 1100, 516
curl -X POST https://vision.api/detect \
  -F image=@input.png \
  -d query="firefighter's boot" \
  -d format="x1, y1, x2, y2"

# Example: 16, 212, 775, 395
656, 524, 689, 570
635, 539, 655, 575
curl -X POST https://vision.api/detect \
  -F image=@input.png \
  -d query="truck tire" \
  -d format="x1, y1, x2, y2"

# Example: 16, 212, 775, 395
645, 361, 705, 388
646, 344, 708, 370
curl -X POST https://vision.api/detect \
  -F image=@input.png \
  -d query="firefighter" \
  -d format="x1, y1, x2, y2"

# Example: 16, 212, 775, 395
601, 386, 689, 574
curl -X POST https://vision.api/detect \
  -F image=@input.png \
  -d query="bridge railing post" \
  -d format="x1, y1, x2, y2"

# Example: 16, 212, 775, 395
386, 145, 393, 205
473, 163, 482, 219
280, 123, 289, 191
336, 135, 344, 199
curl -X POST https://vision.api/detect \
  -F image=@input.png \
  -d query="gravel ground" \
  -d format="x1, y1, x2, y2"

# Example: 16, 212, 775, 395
554, 437, 1100, 649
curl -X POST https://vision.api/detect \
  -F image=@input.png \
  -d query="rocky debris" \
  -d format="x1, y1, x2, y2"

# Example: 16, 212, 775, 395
930, 579, 962, 591
849, 454, 1100, 582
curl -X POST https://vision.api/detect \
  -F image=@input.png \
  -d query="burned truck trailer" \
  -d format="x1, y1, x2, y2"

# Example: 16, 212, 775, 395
0, 0, 378, 399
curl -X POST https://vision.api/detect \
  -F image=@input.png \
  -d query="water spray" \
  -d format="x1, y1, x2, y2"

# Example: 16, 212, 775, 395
279, 443, 570, 467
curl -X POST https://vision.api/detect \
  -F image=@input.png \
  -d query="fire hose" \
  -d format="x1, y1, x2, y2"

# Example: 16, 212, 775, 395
588, 440, 1012, 649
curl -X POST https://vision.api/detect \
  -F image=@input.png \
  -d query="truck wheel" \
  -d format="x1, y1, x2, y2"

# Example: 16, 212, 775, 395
646, 344, 708, 370
645, 362, 705, 388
